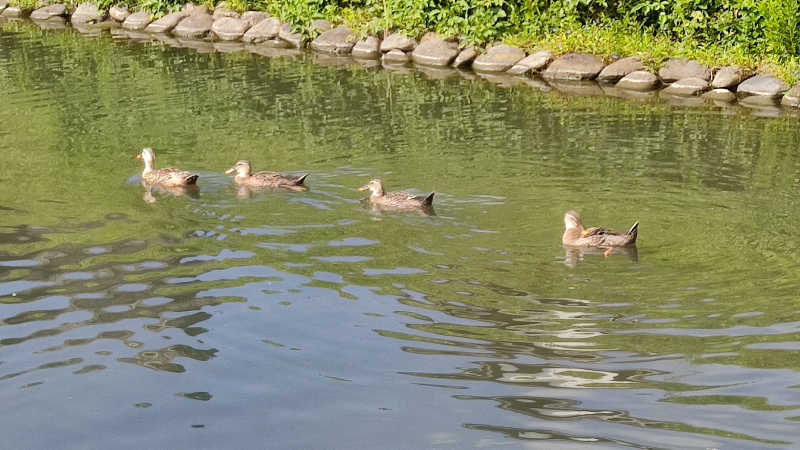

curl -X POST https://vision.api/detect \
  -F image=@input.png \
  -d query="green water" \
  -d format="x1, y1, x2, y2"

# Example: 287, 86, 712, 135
2, 21, 800, 449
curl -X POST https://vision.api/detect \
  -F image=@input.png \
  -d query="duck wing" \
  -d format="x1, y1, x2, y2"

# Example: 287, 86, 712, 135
385, 191, 435, 206
251, 171, 308, 187
593, 221, 638, 247
147, 168, 198, 187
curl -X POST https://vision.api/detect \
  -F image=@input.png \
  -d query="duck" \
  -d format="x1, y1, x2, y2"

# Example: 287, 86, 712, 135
136, 147, 198, 187
562, 210, 638, 252
225, 160, 308, 192
359, 179, 435, 210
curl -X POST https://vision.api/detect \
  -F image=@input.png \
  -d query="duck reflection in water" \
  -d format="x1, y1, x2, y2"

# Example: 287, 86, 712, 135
563, 246, 639, 268
561, 210, 639, 267
359, 179, 436, 216
141, 182, 199, 204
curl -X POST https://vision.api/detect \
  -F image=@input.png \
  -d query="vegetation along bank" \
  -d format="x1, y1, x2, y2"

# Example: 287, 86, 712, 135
2, 0, 800, 113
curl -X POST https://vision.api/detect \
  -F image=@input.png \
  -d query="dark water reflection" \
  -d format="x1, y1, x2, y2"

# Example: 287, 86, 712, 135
2, 21, 800, 449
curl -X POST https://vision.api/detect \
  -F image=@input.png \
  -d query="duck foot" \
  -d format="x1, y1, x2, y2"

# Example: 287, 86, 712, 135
603, 248, 613, 259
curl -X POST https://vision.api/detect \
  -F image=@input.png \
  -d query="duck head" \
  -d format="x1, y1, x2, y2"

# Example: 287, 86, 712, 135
225, 160, 252, 177
136, 148, 155, 171
359, 179, 385, 197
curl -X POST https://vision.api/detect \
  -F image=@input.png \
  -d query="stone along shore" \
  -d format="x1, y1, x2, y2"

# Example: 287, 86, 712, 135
2, 0, 800, 114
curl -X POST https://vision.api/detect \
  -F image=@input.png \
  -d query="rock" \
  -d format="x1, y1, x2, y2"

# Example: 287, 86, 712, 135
173, 13, 213, 38
0, 0, 6, 13
781, 84, 800, 107
181, 3, 209, 16
382, 49, 409, 64
472, 44, 524, 72
661, 77, 709, 96
411, 38, 459, 67
380, 33, 416, 53
2, 6, 22, 17
452, 46, 477, 68
310, 26, 356, 55
241, 11, 267, 27
351, 36, 380, 59
278, 23, 304, 48
109, 5, 129, 21
212, 17, 249, 40
542, 52, 605, 80
122, 11, 150, 30
506, 51, 552, 75
34, 16, 67, 29
71, 2, 104, 24
242, 17, 279, 43
712, 66, 748, 89
146, 11, 186, 33
597, 56, 643, 83
658, 58, 711, 82
310, 18, 331, 33
30, 3, 65, 20
213, 7, 238, 18
615, 70, 660, 91
702, 88, 736, 102
736, 74, 789, 98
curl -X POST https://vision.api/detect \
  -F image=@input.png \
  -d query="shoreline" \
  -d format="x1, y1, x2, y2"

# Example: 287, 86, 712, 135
2, 1, 800, 117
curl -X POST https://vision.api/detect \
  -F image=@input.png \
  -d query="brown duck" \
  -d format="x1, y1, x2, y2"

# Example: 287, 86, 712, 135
562, 210, 638, 255
225, 160, 308, 191
359, 179, 435, 210
136, 147, 198, 187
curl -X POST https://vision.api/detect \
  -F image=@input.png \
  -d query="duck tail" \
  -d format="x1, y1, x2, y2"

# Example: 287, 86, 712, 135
423, 192, 435, 206
626, 221, 639, 243
185, 174, 199, 185
295, 174, 309, 185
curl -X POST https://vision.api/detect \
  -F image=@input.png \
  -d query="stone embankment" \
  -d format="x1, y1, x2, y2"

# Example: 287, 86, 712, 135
3, 1, 800, 112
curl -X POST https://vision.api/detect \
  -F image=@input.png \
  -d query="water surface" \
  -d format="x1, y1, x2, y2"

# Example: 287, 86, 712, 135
2, 21, 800, 449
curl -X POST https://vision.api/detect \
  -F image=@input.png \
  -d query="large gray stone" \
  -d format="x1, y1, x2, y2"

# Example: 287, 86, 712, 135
109, 5, 129, 21
658, 58, 711, 82
351, 36, 380, 59
542, 52, 605, 80
781, 84, 800, 107
310, 26, 356, 55
506, 51, 551, 75
212, 7, 238, 18
411, 38, 459, 67
278, 23, 304, 48
597, 56, 643, 83
30, 3, 65, 20
241, 11, 267, 27
380, 33, 416, 53
122, 11, 150, 30
173, 13, 213, 38
616, 70, 659, 91
712, 66, 748, 89
145, 11, 186, 33
242, 17, 279, 43
0, 0, 7, 14
703, 88, 736, 102
71, 2, 103, 24
472, 44, 524, 73
310, 18, 331, 33
661, 77, 709, 96
1, 6, 22, 17
181, 3, 208, 15
452, 46, 477, 68
212, 17, 249, 40
382, 49, 409, 64
736, 75, 789, 98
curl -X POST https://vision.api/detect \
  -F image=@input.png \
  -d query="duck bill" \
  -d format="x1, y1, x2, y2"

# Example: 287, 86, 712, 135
358, 185, 369, 192
581, 230, 590, 238
135, 154, 142, 160
225, 168, 236, 175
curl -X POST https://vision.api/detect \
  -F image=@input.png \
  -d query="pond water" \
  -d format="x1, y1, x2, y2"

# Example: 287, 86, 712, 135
2, 21, 800, 449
